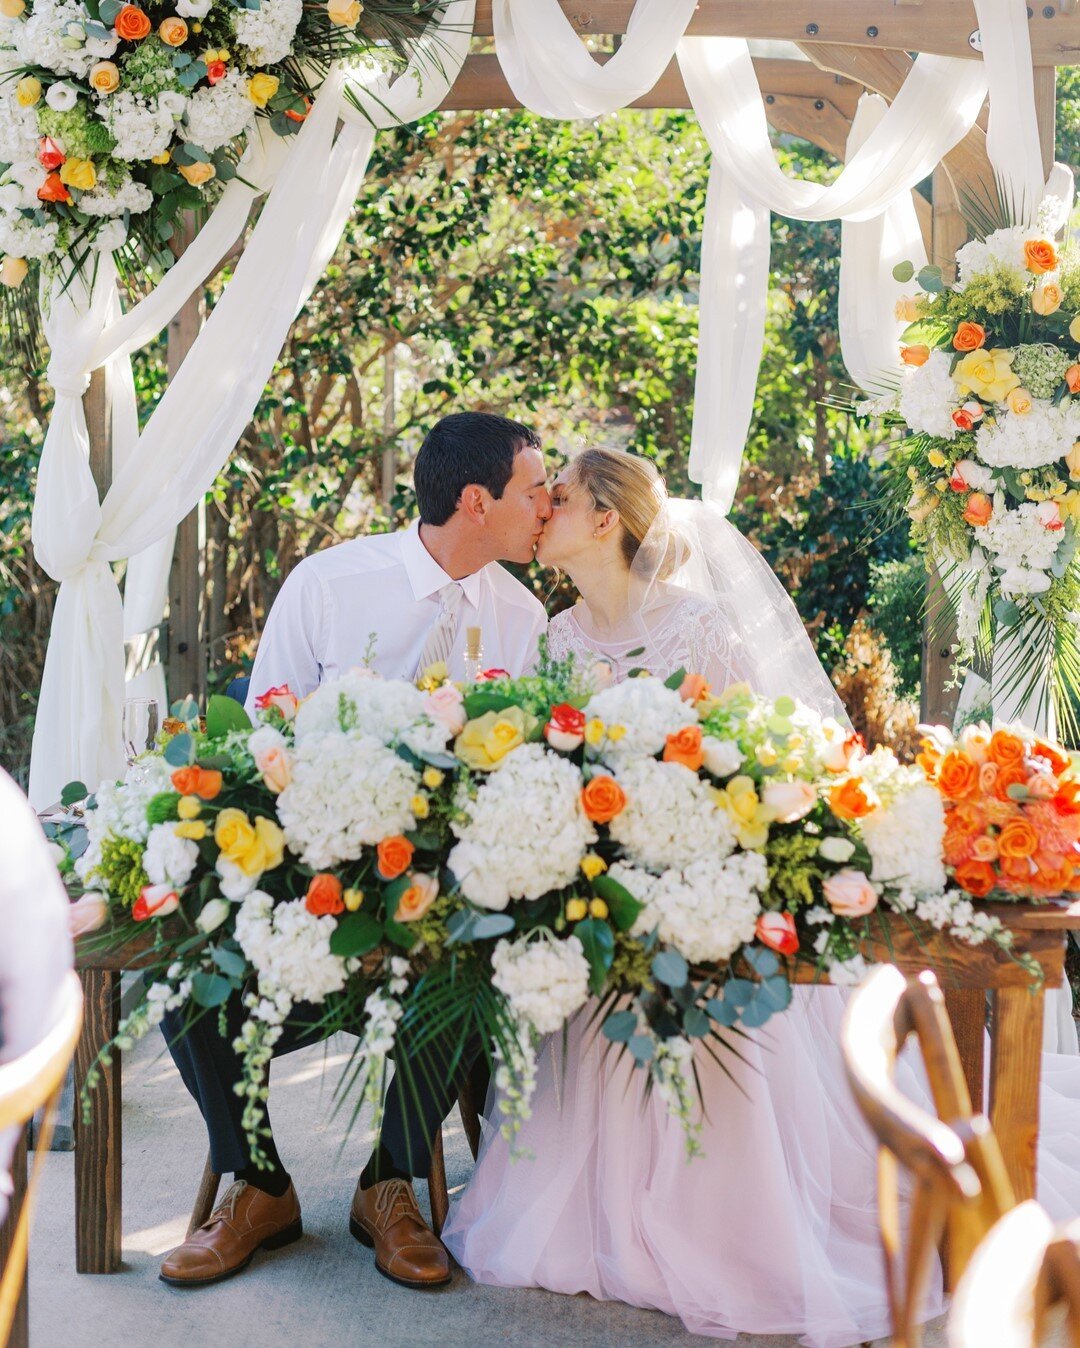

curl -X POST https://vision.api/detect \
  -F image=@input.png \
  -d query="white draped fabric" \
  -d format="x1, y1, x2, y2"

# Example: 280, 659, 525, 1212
28, 4, 475, 807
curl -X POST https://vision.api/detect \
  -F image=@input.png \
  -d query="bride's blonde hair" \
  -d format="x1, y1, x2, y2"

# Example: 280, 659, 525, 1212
567, 446, 684, 579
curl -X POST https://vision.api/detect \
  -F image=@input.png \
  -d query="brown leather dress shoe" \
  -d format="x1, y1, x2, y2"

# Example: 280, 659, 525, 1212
350, 1178, 451, 1289
160, 1180, 303, 1287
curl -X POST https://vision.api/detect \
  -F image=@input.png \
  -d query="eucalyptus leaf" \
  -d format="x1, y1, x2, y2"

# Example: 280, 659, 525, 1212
602, 1009, 637, 1043
683, 1007, 711, 1038
651, 949, 688, 989
191, 971, 233, 1008
60, 780, 88, 807
706, 995, 739, 1028
628, 1034, 655, 1063
892, 260, 915, 283
211, 947, 247, 978
163, 733, 194, 767
741, 945, 779, 978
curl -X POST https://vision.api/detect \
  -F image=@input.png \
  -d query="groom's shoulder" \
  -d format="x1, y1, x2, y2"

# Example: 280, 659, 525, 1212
292, 531, 405, 584
483, 562, 545, 618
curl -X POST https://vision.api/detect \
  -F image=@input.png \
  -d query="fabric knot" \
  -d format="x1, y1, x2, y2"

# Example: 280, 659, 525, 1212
47, 368, 91, 400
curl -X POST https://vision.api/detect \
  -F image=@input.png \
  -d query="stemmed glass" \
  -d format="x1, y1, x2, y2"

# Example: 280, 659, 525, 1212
122, 697, 160, 771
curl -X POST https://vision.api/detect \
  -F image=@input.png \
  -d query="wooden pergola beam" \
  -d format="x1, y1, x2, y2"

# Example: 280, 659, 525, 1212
472, 1, 1080, 65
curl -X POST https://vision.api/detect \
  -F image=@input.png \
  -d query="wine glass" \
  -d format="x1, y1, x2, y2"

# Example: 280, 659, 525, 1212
122, 697, 160, 769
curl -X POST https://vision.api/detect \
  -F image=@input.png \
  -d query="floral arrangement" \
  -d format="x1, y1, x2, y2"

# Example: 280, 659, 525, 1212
0, 0, 438, 300
860, 194, 1080, 730
52, 650, 1040, 1159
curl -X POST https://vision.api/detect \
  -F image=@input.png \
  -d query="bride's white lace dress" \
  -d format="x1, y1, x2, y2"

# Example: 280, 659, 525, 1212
441, 602, 1080, 1347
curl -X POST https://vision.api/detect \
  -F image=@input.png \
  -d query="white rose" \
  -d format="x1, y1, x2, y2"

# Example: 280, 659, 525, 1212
819, 836, 856, 864
761, 779, 817, 823
196, 898, 231, 934
85, 34, 118, 57
157, 90, 187, 116
45, 83, 78, 111
175, 0, 212, 15
701, 736, 742, 778
217, 855, 259, 901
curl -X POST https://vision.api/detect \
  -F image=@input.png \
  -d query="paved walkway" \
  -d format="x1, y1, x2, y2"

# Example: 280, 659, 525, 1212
26, 1029, 951, 1348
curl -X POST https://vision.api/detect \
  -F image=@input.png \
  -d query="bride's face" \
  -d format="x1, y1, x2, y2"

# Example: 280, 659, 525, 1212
536, 471, 604, 569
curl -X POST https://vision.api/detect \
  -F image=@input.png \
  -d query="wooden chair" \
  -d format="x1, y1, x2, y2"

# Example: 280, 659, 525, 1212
842, 966, 1080, 1348
0, 972, 84, 1347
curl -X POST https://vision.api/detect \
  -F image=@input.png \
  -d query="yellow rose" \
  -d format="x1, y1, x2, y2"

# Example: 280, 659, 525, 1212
580, 853, 607, 881
607, 723, 627, 742
417, 660, 448, 691
894, 295, 919, 323
247, 72, 279, 107
1033, 278, 1063, 316
410, 793, 430, 820
0, 257, 28, 289
565, 898, 588, 922
927, 448, 947, 468
214, 808, 284, 876
15, 77, 41, 107
422, 766, 444, 789
953, 347, 1021, 403
756, 741, 778, 767
177, 161, 216, 187
327, 0, 362, 25
584, 718, 605, 746
1006, 387, 1033, 415
454, 705, 535, 770
1067, 442, 1080, 482
588, 898, 609, 920
1070, 315, 1080, 343
174, 820, 207, 841
89, 61, 120, 94
343, 886, 364, 912
177, 794, 201, 819
58, 159, 96, 191
0, 0, 25, 16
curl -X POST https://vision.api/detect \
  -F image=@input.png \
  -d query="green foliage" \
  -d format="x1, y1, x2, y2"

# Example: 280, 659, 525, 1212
90, 836, 149, 907
867, 556, 925, 698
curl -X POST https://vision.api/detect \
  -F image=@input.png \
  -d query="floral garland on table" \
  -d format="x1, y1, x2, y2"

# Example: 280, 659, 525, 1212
52, 648, 1049, 1161
860, 195, 1080, 730
0, 0, 439, 306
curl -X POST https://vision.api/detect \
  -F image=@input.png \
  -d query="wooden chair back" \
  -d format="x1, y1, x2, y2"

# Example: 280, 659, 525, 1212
0, 971, 83, 1346
841, 966, 1016, 1347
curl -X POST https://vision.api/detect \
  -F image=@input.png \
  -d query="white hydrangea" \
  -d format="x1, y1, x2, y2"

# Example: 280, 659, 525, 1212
583, 676, 697, 765
182, 68, 255, 152
0, 213, 59, 261
233, 0, 303, 65
974, 501, 1064, 595
954, 224, 1050, 288
74, 757, 174, 884
276, 730, 419, 869
142, 822, 199, 888
858, 776, 946, 898
78, 177, 153, 217
491, 934, 591, 1035
101, 92, 176, 161
607, 757, 735, 872
293, 670, 449, 756
0, 88, 38, 165
235, 891, 355, 1013
616, 852, 765, 964
90, 218, 127, 253
448, 745, 595, 911
12, 0, 94, 77
898, 351, 962, 440
974, 400, 1080, 469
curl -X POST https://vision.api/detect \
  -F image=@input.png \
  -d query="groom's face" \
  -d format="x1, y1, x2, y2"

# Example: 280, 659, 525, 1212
483, 446, 552, 564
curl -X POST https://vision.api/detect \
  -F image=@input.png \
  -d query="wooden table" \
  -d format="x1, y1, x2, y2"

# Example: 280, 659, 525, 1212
70, 903, 1080, 1273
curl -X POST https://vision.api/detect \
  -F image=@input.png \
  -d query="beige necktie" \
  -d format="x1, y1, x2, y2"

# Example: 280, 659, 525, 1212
415, 583, 463, 679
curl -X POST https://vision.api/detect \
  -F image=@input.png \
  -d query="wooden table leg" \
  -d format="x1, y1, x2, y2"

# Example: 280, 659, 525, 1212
427, 1129, 449, 1237
989, 985, 1045, 1202
944, 987, 985, 1113
74, 969, 122, 1273
187, 1155, 221, 1237
0, 1129, 29, 1347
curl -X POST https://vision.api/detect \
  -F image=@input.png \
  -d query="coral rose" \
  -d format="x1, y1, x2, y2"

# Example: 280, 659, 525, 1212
133, 883, 179, 921
823, 869, 878, 918
1024, 238, 1058, 274
952, 321, 986, 352
828, 777, 878, 820
954, 860, 997, 898
678, 673, 710, 704
254, 683, 299, 719
900, 344, 930, 367
988, 729, 1026, 769
663, 724, 704, 771
158, 16, 188, 44
1035, 739, 1071, 775
1067, 367, 1080, 395
581, 775, 627, 824
998, 817, 1039, 859
171, 765, 222, 799
937, 749, 979, 801
962, 492, 993, 527
993, 763, 1028, 804
376, 835, 414, 881
305, 873, 343, 917
756, 911, 799, 956
37, 173, 71, 204
395, 872, 439, 923
114, 5, 151, 39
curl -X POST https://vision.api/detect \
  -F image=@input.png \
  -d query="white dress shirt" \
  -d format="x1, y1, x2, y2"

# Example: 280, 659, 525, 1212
245, 521, 547, 716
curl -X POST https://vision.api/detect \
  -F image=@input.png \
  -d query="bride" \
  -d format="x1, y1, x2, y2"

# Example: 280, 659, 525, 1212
441, 447, 1080, 1346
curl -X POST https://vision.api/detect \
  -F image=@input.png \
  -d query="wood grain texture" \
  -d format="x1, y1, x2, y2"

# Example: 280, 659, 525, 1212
428, 1128, 449, 1236
989, 986, 1046, 1202
83, 368, 112, 504
188, 1157, 222, 1237
0, 1129, 29, 1347
74, 968, 122, 1274
943, 988, 986, 1113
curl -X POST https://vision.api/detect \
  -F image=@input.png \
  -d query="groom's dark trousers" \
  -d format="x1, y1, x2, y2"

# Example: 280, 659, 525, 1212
161, 995, 486, 1178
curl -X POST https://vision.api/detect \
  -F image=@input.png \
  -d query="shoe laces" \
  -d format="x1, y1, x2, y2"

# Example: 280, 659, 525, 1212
205, 1179, 247, 1228
373, 1178, 418, 1228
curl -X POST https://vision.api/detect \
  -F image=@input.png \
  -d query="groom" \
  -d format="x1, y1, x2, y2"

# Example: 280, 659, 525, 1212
159, 412, 550, 1290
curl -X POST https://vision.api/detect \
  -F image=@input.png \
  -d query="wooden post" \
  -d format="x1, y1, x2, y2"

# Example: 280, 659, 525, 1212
1034, 66, 1057, 182
166, 215, 207, 705
83, 367, 112, 503
381, 346, 397, 507
0, 1130, 29, 1345
74, 969, 122, 1272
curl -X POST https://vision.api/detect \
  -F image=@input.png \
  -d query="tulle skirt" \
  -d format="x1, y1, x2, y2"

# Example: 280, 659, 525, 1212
442, 988, 1080, 1347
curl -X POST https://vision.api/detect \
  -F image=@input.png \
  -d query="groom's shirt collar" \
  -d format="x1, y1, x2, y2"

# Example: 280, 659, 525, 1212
401, 519, 484, 607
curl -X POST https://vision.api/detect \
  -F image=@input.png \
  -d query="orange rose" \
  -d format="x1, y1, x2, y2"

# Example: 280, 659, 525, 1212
1023, 239, 1058, 274
305, 873, 343, 917
972, 835, 1000, 863
937, 749, 979, 801
978, 761, 1000, 794
828, 777, 878, 821
998, 817, 1039, 859
170, 765, 221, 799
962, 492, 993, 527
1000, 853, 1034, 883
376, 835, 414, 881
954, 859, 997, 898
952, 321, 986, 352
1066, 366, 1080, 395
900, 344, 930, 367
993, 763, 1028, 804
37, 172, 70, 203
1035, 739, 1071, 775
988, 729, 1026, 769
581, 775, 627, 824
678, 673, 710, 704
663, 724, 704, 771
114, 4, 151, 38
394, 873, 439, 923
158, 15, 187, 44
915, 736, 942, 780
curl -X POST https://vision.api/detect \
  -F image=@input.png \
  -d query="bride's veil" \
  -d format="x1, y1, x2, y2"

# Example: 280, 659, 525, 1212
629, 496, 850, 726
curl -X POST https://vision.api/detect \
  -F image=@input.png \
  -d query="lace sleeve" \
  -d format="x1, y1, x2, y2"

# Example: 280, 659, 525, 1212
545, 608, 585, 666
681, 599, 754, 692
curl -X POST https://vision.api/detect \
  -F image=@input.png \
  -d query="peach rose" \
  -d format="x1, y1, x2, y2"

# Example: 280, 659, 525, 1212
581, 775, 627, 824
395, 872, 439, 923
762, 779, 817, 824
254, 742, 292, 793
177, 161, 216, 188
1006, 387, 1033, 416
305, 873, 344, 917
978, 761, 1000, 793
828, 777, 878, 820
900, 344, 930, 367
952, 321, 986, 352
755, 910, 799, 956
954, 859, 997, 898
1024, 238, 1058, 274
894, 295, 919, 323
1067, 366, 1080, 395
158, 15, 188, 44
0, 257, 28, 288
68, 892, 108, 937
1033, 278, 1064, 316
376, 835, 414, 881
998, 817, 1039, 859
326, 0, 361, 24
114, 4, 151, 39
972, 835, 1000, 863
678, 673, 710, 704
823, 869, 878, 918
663, 724, 704, 771
89, 60, 120, 94
937, 749, 979, 801
960, 723, 992, 761
822, 729, 865, 774
1027, 773, 1057, 801
424, 683, 466, 735
962, 492, 993, 527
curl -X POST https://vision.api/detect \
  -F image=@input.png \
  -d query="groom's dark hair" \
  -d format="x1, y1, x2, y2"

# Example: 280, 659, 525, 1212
414, 412, 542, 526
